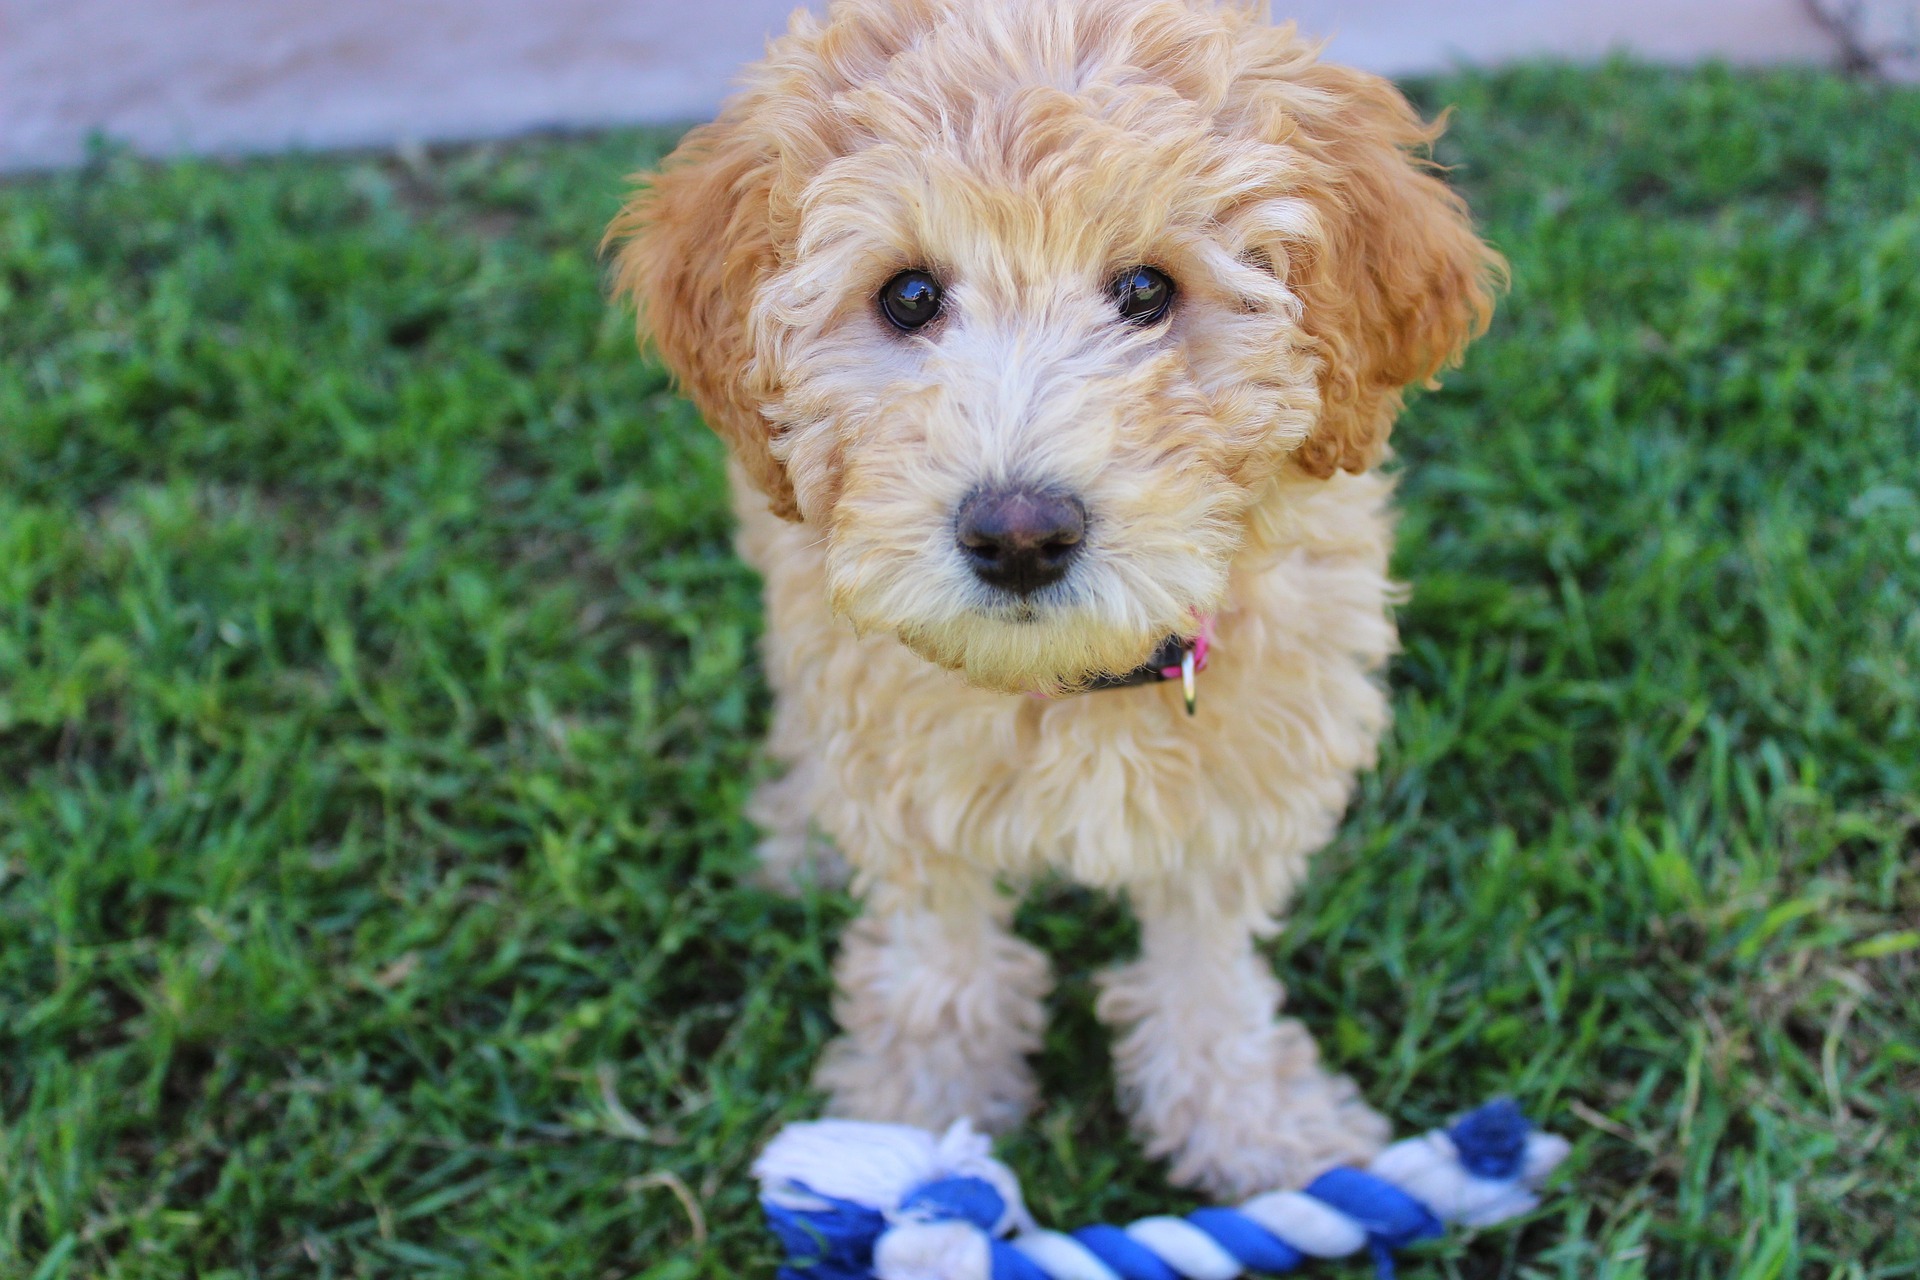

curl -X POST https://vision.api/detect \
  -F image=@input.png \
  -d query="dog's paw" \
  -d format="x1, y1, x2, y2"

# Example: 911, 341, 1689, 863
1160, 1057, 1392, 1199
1109, 1003, 1391, 1200
815, 1033, 1036, 1134
816, 909, 1051, 1134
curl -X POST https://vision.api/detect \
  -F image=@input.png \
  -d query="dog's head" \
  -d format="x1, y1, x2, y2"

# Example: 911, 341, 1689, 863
610, 0, 1499, 694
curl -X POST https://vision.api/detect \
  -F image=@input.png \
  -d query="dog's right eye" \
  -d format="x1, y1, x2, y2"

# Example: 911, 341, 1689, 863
1113, 266, 1175, 326
878, 270, 943, 331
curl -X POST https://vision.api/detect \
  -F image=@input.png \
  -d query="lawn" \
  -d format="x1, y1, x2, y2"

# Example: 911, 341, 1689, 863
2, 59, 1917, 1280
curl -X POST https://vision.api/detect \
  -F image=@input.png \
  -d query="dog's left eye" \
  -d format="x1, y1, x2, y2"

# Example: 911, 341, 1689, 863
878, 269, 944, 331
1113, 266, 1175, 325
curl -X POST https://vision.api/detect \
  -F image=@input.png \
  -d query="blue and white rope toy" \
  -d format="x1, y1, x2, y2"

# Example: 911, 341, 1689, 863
754, 1100, 1568, 1280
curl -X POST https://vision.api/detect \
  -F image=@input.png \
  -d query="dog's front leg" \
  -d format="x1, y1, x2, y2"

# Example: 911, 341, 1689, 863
815, 866, 1050, 1134
1097, 873, 1390, 1200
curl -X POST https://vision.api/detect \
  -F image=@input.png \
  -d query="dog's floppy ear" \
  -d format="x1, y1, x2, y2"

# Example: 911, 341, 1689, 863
1238, 57, 1503, 478
607, 118, 800, 521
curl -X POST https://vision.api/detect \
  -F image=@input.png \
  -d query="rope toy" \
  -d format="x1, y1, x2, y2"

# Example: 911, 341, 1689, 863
754, 1099, 1568, 1280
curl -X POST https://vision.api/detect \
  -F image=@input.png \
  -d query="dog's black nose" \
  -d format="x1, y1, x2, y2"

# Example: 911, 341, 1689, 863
956, 488, 1086, 595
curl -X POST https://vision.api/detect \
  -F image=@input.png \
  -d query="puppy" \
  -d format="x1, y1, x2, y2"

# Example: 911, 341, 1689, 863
609, 0, 1498, 1198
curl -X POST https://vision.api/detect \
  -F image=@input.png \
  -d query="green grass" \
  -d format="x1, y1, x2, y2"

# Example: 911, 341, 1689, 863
2, 59, 1916, 1279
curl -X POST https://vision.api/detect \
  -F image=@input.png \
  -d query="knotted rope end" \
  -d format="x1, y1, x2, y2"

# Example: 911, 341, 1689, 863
755, 1100, 1570, 1280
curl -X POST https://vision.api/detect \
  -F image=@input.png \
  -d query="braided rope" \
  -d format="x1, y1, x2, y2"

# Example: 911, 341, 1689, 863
754, 1100, 1568, 1280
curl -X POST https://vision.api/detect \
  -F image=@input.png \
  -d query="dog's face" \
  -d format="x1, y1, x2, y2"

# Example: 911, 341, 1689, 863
613, 0, 1498, 694
754, 85, 1323, 694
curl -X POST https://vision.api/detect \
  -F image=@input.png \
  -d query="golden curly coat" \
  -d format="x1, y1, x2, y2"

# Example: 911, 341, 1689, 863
609, 0, 1500, 1197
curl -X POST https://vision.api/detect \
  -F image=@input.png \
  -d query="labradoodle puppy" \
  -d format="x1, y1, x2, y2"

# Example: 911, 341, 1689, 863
609, 0, 1499, 1199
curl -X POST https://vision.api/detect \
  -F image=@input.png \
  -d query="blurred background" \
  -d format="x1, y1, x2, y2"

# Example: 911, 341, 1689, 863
3, 0, 1918, 171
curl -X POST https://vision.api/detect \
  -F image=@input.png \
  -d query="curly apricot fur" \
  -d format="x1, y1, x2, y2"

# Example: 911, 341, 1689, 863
608, 0, 1500, 1198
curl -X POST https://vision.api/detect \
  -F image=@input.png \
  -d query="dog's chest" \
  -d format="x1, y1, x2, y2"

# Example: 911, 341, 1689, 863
768, 595, 1393, 889
742, 473, 1400, 887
